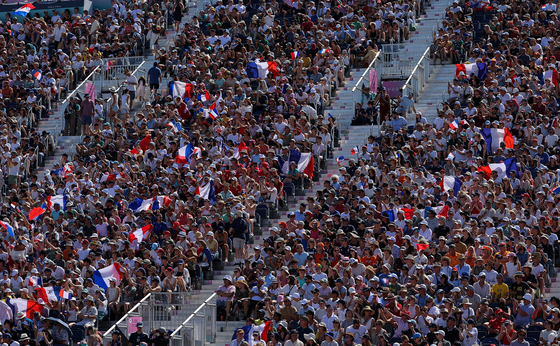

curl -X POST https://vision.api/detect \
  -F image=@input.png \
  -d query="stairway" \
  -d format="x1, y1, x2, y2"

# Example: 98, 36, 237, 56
414, 64, 455, 123
324, 0, 452, 158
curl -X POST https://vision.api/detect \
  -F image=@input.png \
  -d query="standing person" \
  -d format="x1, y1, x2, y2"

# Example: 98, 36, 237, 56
376, 87, 390, 125
230, 210, 248, 266
147, 62, 162, 95
172, 0, 184, 33
128, 322, 149, 346
125, 70, 138, 108
64, 96, 80, 136
81, 94, 94, 136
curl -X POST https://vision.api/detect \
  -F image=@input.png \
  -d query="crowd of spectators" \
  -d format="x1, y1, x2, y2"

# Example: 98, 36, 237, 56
214, 4, 560, 346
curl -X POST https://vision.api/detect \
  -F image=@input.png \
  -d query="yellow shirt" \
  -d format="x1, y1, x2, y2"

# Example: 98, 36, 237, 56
492, 282, 509, 299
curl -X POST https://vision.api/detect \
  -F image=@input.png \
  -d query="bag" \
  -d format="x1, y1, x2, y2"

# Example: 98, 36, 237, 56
410, 23, 418, 31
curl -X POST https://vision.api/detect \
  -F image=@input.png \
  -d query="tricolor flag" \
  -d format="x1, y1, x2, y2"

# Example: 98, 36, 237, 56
550, 186, 560, 196
439, 176, 462, 196
401, 208, 415, 220
35, 287, 58, 302
195, 179, 216, 203
290, 51, 300, 60
446, 152, 455, 161
233, 142, 248, 159
175, 144, 191, 164
284, 0, 299, 8
92, 263, 123, 290
0, 221, 14, 237
205, 102, 219, 120
232, 321, 273, 342
169, 81, 193, 100
58, 289, 72, 300
46, 195, 66, 211
351, 146, 359, 155
336, 156, 345, 163
449, 119, 460, 130
456, 62, 488, 80
12, 3, 35, 16
8, 299, 42, 319
246, 59, 279, 79
277, 149, 315, 180
100, 173, 116, 183
319, 49, 330, 54
544, 69, 558, 86
167, 120, 181, 133
28, 207, 45, 221
129, 224, 153, 243
127, 198, 155, 213
477, 157, 519, 180
33, 71, 42, 81
480, 128, 515, 153
10, 203, 20, 214
198, 91, 210, 103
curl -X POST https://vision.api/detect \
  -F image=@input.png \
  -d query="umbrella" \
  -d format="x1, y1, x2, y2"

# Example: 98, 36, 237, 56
45, 317, 73, 337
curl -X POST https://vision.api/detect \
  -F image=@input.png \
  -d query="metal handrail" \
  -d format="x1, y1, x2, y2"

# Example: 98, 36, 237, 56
403, 47, 431, 91
351, 51, 382, 93
102, 293, 152, 338
169, 293, 217, 338
59, 66, 102, 133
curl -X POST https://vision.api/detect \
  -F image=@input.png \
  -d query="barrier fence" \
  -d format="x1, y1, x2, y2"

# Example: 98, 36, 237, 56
102, 293, 216, 346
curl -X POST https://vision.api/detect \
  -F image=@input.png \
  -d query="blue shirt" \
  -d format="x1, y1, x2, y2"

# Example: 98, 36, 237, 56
455, 263, 471, 277
147, 66, 162, 84
515, 303, 535, 326
293, 251, 308, 266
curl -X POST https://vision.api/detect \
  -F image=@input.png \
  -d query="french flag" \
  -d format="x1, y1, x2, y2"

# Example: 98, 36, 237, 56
10, 203, 20, 214
284, 0, 299, 8
33, 71, 42, 81
478, 157, 519, 180
198, 91, 210, 103
205, 102, 219, 120
169, 81, 193, 99
246, 59, 279, 79
167, 121, 181, 133
93, 263, 123, 290
28, 207, 45, 221
35, 287, 58, 302
550, 186, 560, 196
100, 173, 116, 183
351, 146, 359, 155
480, 128, 515, 153
449, 119, 460, 130
544, 69, 558, 86
446, 152, 455, 161
439, 176, 462, 196
128, 198, 155, 213
176, 143, 200, 164
47, 195, 66, 211
152, 196, 172, 210
129, 224, 153, 243
290, 51, 300, 59
232, 321, 273, 342
319, 49, 330, 54
336, 156, 345, 163
59, 289, 72, 300
456, 62, 488, 80
233, 142, 248, 159
196, 180, 216, 203
8, 298, 41, 319
277, 149, 315, 180
62, 163, 73, 177
0, 221, 14, 237
12, 3, 35, 16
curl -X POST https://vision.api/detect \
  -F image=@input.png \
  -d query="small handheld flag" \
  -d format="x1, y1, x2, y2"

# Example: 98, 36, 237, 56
350, 146, 359, 155
33, 71, 42, 81
336, 156, 345, 163
290, 51, 300, 60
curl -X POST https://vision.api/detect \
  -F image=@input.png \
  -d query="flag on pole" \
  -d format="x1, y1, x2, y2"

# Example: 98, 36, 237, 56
351, 146, 359, 155
290, 51, 300, 59
33, 71, 42, 81
336, 156, 345, 164
449, 119, 460, 130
